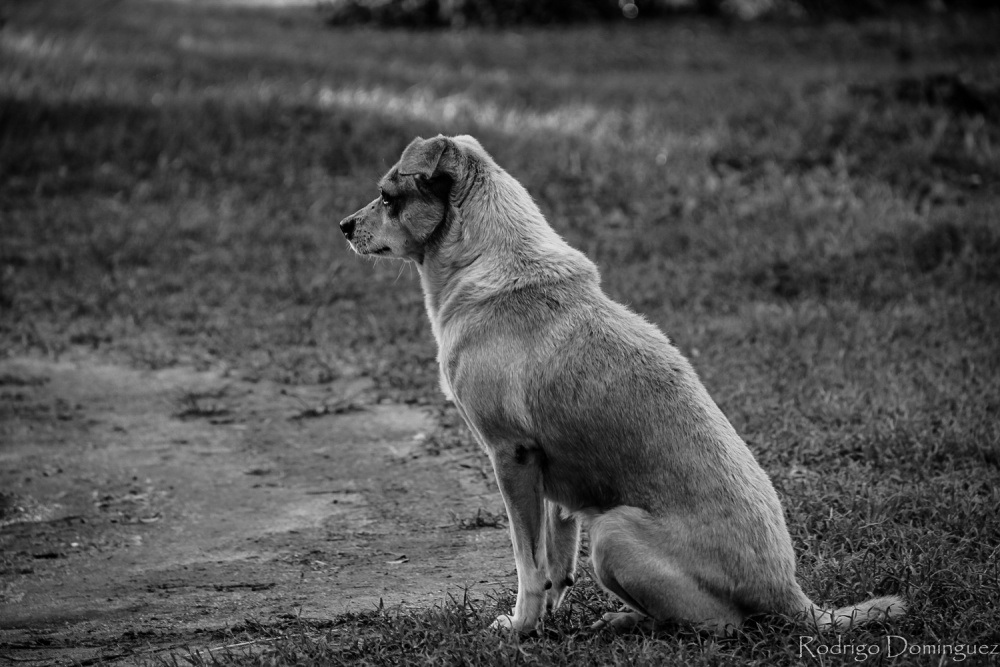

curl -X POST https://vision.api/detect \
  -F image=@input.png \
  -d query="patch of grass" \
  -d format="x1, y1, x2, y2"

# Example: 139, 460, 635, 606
154, 577, 941, 666
3, 1, 999, 664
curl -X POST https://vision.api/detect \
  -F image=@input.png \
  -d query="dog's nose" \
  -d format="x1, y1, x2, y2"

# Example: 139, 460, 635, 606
339, 216, 356, 240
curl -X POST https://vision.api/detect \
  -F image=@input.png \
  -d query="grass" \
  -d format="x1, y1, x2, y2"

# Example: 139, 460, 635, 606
2, 1, 1000, 664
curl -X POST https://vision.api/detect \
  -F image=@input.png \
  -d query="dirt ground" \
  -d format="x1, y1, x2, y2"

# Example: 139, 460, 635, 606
0, 350, 512, 664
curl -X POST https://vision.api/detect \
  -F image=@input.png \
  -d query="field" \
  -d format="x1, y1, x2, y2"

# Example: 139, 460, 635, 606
2, 0, 999, 664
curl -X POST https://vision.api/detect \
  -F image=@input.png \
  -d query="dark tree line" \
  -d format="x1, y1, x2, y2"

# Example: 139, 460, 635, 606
319, 0, 996, 28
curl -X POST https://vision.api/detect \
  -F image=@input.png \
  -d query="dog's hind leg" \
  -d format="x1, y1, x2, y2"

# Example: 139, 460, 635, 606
587, 506, 745, 635
544, 500, 580, 612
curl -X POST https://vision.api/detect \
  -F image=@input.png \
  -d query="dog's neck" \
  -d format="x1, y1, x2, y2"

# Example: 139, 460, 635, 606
417, 168, 596, 336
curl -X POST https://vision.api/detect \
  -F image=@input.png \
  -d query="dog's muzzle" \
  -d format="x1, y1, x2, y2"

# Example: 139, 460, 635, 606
339, 216, 356, 241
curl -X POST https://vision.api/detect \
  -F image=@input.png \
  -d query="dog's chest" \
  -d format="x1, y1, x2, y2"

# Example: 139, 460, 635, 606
424, 306, 456, 402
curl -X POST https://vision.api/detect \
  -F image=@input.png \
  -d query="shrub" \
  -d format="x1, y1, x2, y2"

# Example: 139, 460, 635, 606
318, 0, 681, 27
318, 0, 998, 27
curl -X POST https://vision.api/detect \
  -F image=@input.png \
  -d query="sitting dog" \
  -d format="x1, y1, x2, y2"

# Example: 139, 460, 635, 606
338, 134, 905, 634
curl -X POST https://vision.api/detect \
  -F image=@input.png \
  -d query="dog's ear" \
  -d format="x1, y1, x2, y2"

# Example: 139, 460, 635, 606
398, 135, 477, 208
398, 136, 449, 179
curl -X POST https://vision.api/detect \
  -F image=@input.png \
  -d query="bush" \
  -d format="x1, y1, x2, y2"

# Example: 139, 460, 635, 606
318, 0, 678, 27
318, 0, 997, 27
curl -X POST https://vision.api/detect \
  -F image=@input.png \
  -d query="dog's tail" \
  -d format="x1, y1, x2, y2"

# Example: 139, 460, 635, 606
801, 595, 906, 630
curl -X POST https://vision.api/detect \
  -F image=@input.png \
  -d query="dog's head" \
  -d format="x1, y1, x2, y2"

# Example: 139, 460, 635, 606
338, 135, 484, 263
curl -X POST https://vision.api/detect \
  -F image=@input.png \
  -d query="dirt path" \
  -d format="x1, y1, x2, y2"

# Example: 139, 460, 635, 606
0, 352, 511, 664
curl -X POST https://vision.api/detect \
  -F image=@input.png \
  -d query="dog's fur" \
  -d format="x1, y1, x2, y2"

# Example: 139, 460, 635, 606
339, 134, 905, 634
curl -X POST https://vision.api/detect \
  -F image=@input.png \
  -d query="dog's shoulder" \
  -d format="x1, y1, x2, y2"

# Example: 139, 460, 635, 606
438, 265, 601, 437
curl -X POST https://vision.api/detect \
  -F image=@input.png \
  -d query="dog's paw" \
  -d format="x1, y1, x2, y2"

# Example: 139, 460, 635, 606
590, 610, 652, 633
489, 614, 537, 634
490, 614, 515, 631
544, 575, 574, 612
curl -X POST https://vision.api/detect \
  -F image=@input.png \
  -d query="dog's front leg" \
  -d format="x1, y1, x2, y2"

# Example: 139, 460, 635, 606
487, 443, 548, 633
545, 500, 579, 613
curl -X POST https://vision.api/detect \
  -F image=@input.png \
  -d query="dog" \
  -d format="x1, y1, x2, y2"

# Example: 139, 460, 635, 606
338, 134, 905, 634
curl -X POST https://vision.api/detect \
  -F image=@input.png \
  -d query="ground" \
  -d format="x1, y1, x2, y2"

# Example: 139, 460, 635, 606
1, 0, 999, 664
1, 351, 511, 663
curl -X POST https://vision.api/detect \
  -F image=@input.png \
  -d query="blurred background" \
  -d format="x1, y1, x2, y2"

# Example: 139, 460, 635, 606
1, 0, 999, 661
3, 0, 997, 400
